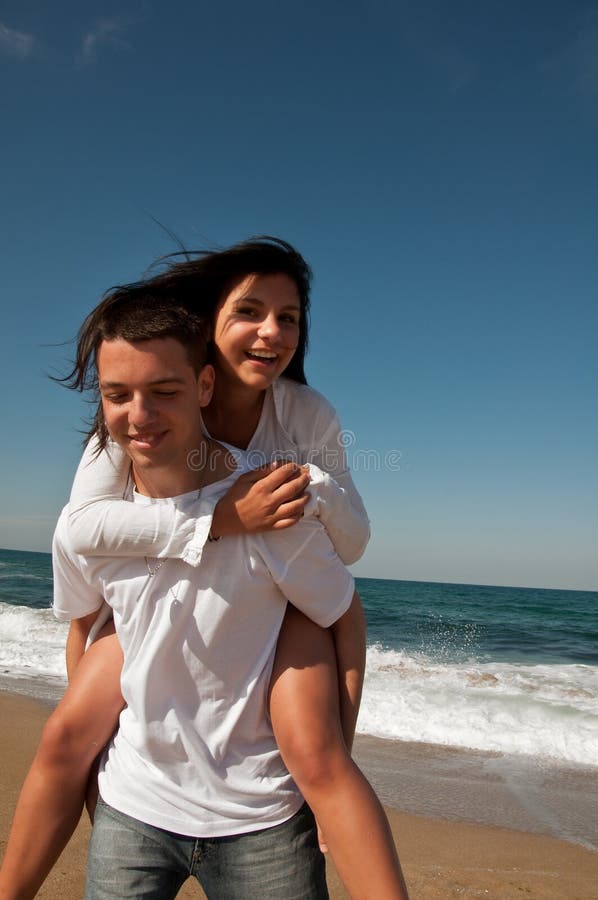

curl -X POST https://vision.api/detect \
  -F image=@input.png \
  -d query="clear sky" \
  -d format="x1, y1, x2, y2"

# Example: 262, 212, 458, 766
1, 0, 596, 591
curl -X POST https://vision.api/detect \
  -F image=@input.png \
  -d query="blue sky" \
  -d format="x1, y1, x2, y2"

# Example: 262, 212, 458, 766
1, 0, 596, 590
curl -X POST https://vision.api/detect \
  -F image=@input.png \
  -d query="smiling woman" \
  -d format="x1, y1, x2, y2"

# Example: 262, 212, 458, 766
213, 273, 301, 384
205, 273, 302, 449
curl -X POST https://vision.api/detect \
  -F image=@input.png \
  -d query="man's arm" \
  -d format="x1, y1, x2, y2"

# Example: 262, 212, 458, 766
53, 506, 106, 628
65, 611, 104, 681
329, 591, 366, 752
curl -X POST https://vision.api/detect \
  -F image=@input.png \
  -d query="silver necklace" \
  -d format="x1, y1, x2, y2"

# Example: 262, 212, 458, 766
145, 556, 167, 577
142, 558, 182, 605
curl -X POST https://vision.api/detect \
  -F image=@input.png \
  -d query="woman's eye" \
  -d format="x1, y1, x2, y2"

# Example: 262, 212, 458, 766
236, 306, 258, 317
279, 315, 299, 325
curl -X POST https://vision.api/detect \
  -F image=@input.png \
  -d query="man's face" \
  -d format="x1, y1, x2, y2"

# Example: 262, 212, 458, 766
97, 337, 214, 476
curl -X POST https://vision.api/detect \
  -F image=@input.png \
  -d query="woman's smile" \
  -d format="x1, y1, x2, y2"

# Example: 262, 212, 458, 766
213, 273, 301, 390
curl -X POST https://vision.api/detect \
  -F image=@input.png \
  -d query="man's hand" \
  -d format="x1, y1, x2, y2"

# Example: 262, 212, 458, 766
211, 462, 310, 537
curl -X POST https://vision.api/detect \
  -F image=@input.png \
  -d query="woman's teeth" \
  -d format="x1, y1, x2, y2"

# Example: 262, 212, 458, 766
247, 351, 276, 361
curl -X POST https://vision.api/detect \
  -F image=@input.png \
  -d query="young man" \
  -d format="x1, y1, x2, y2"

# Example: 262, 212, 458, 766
51, 291, 358, 898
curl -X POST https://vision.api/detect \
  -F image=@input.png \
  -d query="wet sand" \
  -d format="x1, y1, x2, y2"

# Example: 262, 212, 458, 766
352, 734, 598, 852
1, 690, 597, 899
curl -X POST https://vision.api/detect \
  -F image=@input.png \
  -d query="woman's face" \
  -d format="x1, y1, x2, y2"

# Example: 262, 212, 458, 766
212, 273, 301, 391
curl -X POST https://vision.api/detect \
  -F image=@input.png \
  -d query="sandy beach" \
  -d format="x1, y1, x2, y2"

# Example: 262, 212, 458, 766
1, 690, 597, 899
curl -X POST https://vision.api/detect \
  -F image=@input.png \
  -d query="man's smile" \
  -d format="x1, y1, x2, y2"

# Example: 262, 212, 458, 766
127, 431, 167, 449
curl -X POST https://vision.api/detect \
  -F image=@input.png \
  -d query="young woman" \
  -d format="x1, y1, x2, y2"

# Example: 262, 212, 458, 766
0, 238, 408, 899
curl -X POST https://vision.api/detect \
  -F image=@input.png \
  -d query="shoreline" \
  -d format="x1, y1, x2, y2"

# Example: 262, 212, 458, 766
2, 671, 597, 851
1, 690, 597, 898
352, 734, 598, 853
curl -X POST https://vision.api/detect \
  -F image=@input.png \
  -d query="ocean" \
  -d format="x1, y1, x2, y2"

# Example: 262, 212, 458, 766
2, 546, 597, 848
1, 547, 596, 765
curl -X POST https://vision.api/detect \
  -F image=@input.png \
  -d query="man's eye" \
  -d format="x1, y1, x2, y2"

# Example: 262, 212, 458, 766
154, 390, 177, 397
104, 394, 127, 403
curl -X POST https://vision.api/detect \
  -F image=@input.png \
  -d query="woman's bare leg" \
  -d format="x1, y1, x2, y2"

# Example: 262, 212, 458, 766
269, 605, 409, 900
0, 627, 124, 900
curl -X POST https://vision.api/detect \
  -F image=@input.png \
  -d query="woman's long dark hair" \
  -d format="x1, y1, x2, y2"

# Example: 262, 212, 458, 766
57, 235, 312, 445
150, 235, 312, 383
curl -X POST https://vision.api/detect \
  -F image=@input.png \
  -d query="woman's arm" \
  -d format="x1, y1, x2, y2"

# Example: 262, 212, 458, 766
67, 438, 213, 564
68, 438, 312, 561
278, 381, 371, 564
305, 410, 371, 565
304, 465, 370, 566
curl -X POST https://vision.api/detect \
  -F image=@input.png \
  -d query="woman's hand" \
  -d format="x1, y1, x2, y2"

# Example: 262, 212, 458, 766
211, 462, 310, 537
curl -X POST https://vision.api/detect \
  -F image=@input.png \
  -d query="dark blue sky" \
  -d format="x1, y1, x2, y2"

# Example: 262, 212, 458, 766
1, 0, 597, 588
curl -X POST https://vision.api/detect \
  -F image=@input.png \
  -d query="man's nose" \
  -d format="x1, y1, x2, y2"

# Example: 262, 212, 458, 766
129, 394, 156, 426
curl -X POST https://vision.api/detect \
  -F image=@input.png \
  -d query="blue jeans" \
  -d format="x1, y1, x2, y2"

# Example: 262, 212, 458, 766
86, 798, 328, 899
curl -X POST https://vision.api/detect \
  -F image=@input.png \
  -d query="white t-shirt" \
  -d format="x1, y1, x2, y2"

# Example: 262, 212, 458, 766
67, 378, 370, 566
53, 470, 354, 837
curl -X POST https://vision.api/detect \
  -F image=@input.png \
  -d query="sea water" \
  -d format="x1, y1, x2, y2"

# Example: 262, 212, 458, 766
358, 577, 598, 767
1, 547, 596, 768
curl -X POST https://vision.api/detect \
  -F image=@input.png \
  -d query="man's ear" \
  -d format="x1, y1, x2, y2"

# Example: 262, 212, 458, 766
197, 364, 215, 407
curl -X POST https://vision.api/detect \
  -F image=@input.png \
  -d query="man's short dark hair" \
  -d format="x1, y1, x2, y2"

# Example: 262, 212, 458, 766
59, 286, 210, 450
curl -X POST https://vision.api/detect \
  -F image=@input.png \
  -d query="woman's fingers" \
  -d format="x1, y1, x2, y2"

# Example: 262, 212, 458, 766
243, 461, 309, 491
268, 495, 309, 525
242, 463, 310, 508
213, 462, 311, 534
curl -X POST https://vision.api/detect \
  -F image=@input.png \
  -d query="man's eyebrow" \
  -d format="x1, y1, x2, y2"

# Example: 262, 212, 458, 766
99, 377, 187, 388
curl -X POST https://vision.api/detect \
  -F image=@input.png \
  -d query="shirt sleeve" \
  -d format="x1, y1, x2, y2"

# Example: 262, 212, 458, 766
67, 437, 214, 567
255, 516, 355, 629
281, 384, 371, 565
52, 508, 105, 621
303, 463, 370, 566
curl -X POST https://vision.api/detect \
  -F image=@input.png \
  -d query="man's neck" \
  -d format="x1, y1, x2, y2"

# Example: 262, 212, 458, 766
132, 438, 237, 499
132, 464, 203, 499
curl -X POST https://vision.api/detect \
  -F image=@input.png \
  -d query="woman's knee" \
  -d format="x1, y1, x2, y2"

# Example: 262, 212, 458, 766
37, 686, 114, 771
283, 731, 352, 794
271, 666, 351, 791
37, 707, 87, 769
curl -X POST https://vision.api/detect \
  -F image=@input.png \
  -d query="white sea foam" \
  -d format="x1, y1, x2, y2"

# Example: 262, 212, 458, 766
0, 602, 67, 678
2, 603, 597, 766
0, 573, 50, 580
357, 644, 598, 766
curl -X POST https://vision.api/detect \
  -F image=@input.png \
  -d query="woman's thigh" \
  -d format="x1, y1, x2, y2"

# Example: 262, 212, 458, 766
269, 605, 344, 764
43, 626, 124, 762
